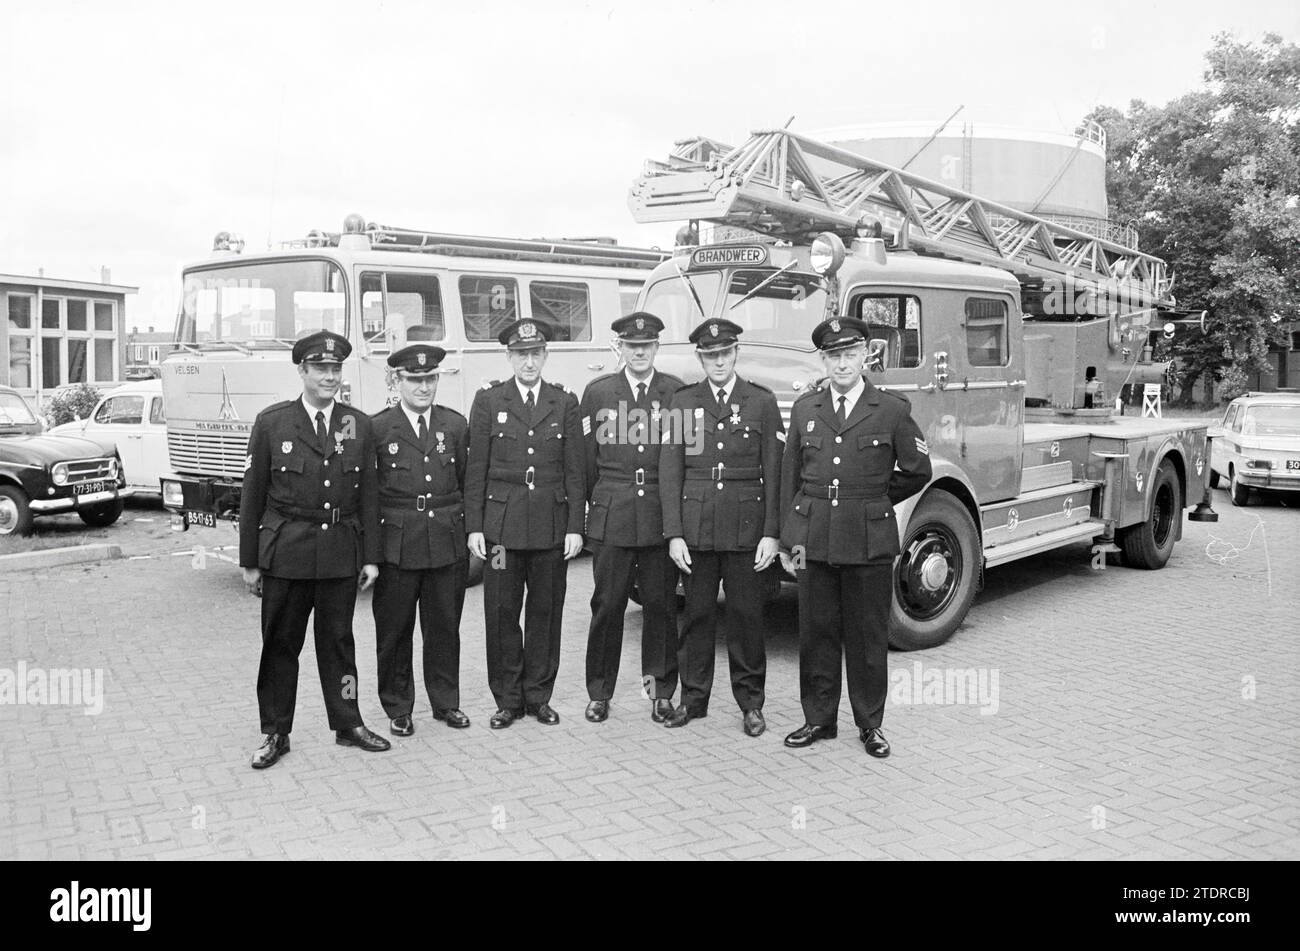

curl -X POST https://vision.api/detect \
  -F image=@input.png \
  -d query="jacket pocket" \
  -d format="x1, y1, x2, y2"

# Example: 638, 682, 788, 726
863, 499, 900, 562
552, 486, 570, 541
258, 508, 288, 569
779, 491, 810, 552
585, 499, 608, 539
484, 494, 509, 542
380, 510, 404, 565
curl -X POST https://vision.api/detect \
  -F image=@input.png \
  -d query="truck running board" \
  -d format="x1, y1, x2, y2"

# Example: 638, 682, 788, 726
983, 519, 1107, 569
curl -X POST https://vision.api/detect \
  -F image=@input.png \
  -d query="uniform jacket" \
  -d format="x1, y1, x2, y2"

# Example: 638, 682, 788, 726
239, 399, 381, 578
371, 402, 468, 570
659, 377, 784, 551
779, 378, 931, 565
464, 378, 585, 549
580, 369, 684, 547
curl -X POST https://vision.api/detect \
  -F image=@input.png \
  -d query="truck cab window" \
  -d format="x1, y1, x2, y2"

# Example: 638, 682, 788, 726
965, 297, 1009, 367
853, 294, 922, 370
529, 281, 592, 342
361, 272, 445, 349
461, 276, 519, 342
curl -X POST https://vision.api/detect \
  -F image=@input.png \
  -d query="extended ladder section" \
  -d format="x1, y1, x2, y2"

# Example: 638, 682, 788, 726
629, 129, 1174, 309
291, 225, 671, 271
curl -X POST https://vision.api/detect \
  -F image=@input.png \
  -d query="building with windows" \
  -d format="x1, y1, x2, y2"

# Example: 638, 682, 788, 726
124, 327, 174, 380
1, 271, 138, 399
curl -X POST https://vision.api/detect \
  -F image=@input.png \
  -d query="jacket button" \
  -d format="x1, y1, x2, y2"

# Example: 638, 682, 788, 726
424, 456, 430, 463
528, 447, 535, 455
637, 489, 645, 497
428, 511, 435, 518
425, 474, 432, 481
832, 478, 840, 486
323, 502, 331, 509
717, 482, 724, 490
321, 523, 329, 529
323, 480, 330, 487
528, 430, 534, 437
637, 445, 645, 453
280, 466, 286, 472
323, 459, 329, 466
835, 436, 842, 444
717, 442, 724, 449
873, 439, 879, 446
717, 422, 724, 430
833, 456, 841, 464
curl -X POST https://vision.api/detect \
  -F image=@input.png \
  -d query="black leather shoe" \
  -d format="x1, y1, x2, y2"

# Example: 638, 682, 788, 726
783, 723, 837, 748
743, 709, 766, 737
526, 703, 560, 725
585, 700, 609, 722
335, 725, 391, 752
651, 698, 674, 723
664, 705, 705, 728
433, 708, 471, 729
250, 733, 289, 770
860, 727, 891, 758
390, 715, 414, 736
490, 708, 524, 729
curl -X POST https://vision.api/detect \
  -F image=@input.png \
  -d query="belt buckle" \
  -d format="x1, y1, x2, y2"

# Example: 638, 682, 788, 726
331, 507, 341, 524
525, 466, 535, 491
635, 468, 645, 486
711, 463, 723, 481
416, 495, 426, 512
827, 484, 838, 501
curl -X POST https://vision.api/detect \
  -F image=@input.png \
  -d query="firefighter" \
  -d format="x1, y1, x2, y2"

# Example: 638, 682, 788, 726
240, 329, 389, 770
779, 316, 932, 757
370, 343, 471, 735
580, 311, 683, 724
659, 318, 783, 736
465, 318, 585, 728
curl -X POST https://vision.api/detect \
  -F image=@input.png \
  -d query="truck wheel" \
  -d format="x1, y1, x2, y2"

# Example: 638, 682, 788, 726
467, 553, 485, 587
1229, 467, 1250, 507
890, 491, 979, 651
0, 486, 35, 536
1120, 460, 1179, 569
78, 498, 125, 528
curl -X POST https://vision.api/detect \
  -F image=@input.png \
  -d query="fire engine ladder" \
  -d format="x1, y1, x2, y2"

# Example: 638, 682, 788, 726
628, 129, 1174, 309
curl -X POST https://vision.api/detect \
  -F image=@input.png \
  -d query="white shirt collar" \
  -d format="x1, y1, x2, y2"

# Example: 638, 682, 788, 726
400, 402, 430, 435
625, 368, 655, 394
710, 375, 737, 406
831, 376, 866, 417
302, 396, 334, 429
515, 379, 540, 404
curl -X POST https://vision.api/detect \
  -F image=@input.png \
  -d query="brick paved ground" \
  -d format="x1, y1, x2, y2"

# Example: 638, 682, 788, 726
1, 491, 1296, 859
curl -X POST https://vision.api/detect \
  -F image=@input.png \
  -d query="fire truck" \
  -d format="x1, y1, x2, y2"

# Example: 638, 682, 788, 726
159, 219, 668, 575
626, 128, 1219, 650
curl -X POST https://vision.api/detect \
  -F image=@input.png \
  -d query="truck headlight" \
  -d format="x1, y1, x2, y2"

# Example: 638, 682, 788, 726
162, 480, 184, 507
52, 463, 69, 485
810, 232, 846, 276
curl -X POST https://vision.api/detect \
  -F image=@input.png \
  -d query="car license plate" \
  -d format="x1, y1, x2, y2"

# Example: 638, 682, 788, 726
73, 481, 107, 495
186, 510, 217, 528
1288, 460, 1300, 470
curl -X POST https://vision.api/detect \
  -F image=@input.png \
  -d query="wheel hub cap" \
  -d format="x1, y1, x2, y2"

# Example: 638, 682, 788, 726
919, 552, 950, 591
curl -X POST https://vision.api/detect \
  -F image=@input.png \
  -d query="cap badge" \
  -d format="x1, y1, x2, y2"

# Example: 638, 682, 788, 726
635, 317, 645, 331
709, 322, 719, 338
417, 352, 427, 366
281, 441, 293, 454
519, 321, 537, 339
325, 338, 335, 353
829, 319, 840, 333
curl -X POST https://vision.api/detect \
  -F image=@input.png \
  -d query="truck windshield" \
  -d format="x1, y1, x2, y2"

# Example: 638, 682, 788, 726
175, 260, 346, 346
642, 268, 825, 345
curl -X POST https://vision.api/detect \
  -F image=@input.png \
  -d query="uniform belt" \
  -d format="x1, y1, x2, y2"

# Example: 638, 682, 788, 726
270, 504, 357, 524
598, 468, 659, 485
684, 465, 764, 482
385, 492, 461, 514
488, 466, 562, 488
800, 483, 881, 501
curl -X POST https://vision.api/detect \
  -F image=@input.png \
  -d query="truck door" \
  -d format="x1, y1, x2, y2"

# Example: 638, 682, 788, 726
354, 270, 462, 414
953, 293, 1022, 502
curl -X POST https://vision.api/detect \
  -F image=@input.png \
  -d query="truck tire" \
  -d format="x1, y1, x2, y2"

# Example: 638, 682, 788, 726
0, 485, 35, 536
78, 498, 125, 528
1228, 467, 1250, 507
467, 553, 485, 587
890, 491, 980, 651
1120, 459, 1179, 569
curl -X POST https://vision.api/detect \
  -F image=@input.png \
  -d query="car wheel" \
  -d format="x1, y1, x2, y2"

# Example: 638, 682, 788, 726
890, 491, 980, 651
0, 485, 35, 536
1229, 467, 1250, 507
1119, 460, 1180, 569
77, 498, 125, 527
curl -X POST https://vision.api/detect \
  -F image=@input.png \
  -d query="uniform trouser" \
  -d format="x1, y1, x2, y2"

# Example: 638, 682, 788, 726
584, 541, 678, 701
677, 549, 766, 714
257, 575, 363, 735
484, 546, 566, 711
797, 561, 892, 730
373, 560, 468, 718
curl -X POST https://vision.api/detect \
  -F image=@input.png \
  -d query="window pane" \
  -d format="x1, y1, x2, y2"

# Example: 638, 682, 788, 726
529, 282, 591, 343
42, 298, 60, 329
94, 339, 115, 382
109, 395, 144, 424
150, 397, 166, 424
965, 298, 1008, 367
67, 339, 88, 383
641, 273, 723, 342
461, 276, 518, 342
181, 261, 345, 342
8, 336, 32, 388
8, 295, 32, 331
42, 337, 62, 386
94, 301, 114, 332
67, 299, 88, 332
94, 399, 112, 423
855, 295, 922, 369
619, 281, 642, 317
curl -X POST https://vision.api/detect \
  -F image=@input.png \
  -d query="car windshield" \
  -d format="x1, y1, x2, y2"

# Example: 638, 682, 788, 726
0, 391, 38, 425
176, 260, 346, 346
1242, 404, 1300, 437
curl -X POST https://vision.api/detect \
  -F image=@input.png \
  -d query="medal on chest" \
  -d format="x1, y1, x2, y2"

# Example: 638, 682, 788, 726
435, 431, 446, 453
730, 403, 741, 426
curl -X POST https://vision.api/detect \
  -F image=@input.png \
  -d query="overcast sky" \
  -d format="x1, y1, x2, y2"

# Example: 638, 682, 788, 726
2, 0, 1296, 331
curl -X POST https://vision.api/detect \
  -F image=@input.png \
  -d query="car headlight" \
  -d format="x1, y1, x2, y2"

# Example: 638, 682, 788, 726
52, 463, 69, 486
107, 458, 120, 478
1245, 458, 1274, 469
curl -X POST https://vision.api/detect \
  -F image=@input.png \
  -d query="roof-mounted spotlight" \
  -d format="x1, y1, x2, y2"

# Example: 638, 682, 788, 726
212, 231, 244, 253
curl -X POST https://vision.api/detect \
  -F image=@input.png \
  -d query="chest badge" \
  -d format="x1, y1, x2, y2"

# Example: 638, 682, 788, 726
388, 442, 399, 455
435, 431, 446, 453
497, 411, 508, 424
281, 441, 293, 454
807, 420, 815, 433
333, 433, 345, 454
730, 403, 741, 425
694, 407, 704, 418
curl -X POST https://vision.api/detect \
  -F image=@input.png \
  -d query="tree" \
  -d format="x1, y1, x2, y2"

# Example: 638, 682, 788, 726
46, 383, 102, 427
1084, 33, 1300, 403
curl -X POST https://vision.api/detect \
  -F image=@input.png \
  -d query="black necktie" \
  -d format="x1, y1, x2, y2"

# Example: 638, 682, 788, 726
836, 395, 848, 425
636, 382, 647, 405
417, 413, 428, 449
315, 410, 329, 453
717, 388, 727, 415
525, 389, 535, 419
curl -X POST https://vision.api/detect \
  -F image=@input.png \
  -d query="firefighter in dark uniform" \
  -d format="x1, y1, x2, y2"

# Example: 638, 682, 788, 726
659, 319, 783, 736
370, 343, 471, 736
240, 330, 390, 770
465, 318, 585, 728
580, 311, 683, 725
779, 316, 931, 757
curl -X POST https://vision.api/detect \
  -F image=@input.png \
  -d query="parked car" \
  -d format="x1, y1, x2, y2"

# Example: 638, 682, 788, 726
0, 386, 131, 535
1209, 391, 1300, 505
48, 379, 170, 497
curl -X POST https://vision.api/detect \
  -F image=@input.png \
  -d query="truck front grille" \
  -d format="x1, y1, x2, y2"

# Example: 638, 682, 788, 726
168, 430, 249, 479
